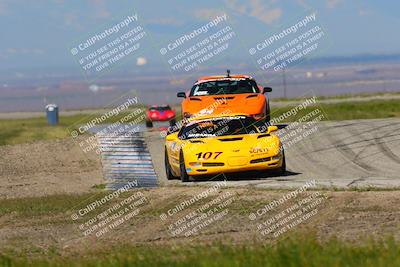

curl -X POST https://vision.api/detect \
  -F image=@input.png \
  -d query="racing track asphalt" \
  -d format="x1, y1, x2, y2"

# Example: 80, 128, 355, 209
143, 118, 400, 189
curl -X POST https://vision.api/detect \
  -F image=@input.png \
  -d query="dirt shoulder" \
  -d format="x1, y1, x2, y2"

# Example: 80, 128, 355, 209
0, 137, 103, 198
0, 188, 399, 256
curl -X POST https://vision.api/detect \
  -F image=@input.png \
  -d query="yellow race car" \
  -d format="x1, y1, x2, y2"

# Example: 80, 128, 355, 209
164, 114, 286, 182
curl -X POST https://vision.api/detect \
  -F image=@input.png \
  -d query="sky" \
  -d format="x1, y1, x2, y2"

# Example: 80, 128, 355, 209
0, 0, 399, 73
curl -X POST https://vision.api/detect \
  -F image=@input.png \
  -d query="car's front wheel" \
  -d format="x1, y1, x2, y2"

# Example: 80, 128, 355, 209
265, 99, 271, 122
146, 120, 153, 128
261, 150, 286, 177
165, 149, 175, 180
275, 150, 286, 176
169, 119, 176, 127
265, 113, 271, 123
179, 150, 190, 182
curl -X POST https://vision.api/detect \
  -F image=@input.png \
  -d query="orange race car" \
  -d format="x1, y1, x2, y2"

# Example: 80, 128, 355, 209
177, 70, 272, 121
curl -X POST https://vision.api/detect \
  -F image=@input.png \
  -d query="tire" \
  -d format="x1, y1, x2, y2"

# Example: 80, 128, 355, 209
265, 98, 271, 123
179, 150, 190, 182
265, 103, 271, 123
276, 150, 286, 176
146, 120, 153, 128
265, 113, 271, 123
164, 149, 175, 180
169, 119, 176, 127
263, 150, 286, 177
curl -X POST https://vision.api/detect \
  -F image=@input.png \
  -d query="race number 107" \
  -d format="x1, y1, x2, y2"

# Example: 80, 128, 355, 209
195, 152, 223, 160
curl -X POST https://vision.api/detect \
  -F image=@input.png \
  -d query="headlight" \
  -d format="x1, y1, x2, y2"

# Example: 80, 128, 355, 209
272, 155, 281, 161
189, 162, 202, 167
272, 150, 282, 161
254, 113, 265, 120
183, 112, 192, 118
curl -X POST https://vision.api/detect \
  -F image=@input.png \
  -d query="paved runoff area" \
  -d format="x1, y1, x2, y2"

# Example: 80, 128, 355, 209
144, 118, 400, 189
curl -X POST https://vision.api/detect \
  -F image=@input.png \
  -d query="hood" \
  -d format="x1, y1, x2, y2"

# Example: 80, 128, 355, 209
183, 93, 266, 116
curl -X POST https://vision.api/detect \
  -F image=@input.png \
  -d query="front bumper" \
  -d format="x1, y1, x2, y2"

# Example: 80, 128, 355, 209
185, 154, 283, 176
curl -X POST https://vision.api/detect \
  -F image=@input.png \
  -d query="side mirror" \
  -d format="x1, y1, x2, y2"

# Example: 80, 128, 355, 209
177, 92, 186, 98
166, 132, 178, 141
267, 125, 278, 134
263, 87, 272, 93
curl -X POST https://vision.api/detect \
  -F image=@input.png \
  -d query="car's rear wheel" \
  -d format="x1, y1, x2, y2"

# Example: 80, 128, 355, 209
146, 120, 153, 128
164, 149, 175, 180
179, 150, 190, 182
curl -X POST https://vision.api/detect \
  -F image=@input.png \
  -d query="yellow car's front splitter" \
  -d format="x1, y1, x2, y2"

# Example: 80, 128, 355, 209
185, 156, 283, 176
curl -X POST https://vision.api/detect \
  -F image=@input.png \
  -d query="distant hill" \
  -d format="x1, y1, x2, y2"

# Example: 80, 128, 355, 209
305, 54, 400, 66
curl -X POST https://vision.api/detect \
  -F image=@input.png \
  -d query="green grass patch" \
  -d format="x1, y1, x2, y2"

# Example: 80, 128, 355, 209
91, 184, 107, 190
318, 100, 400, 120
1, 234, 399, 267
0, 109, 146, 146
0, 191, 147, 223
273, 91, 400, 102
0, 117, 71, 146
0, 193, 103, 218
271, 99, 400, 122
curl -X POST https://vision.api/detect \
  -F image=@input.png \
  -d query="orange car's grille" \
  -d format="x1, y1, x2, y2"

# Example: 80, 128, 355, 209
213, 97, 235, 100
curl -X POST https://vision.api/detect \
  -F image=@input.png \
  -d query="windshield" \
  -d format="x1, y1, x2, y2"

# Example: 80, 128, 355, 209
179, 116, 258, 140
149, 106, 171, 111
190, 79, 259, 97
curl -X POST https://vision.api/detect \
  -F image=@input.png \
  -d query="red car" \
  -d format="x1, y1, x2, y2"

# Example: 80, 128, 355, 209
145, 105, 176, 127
